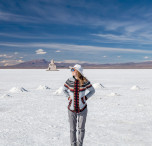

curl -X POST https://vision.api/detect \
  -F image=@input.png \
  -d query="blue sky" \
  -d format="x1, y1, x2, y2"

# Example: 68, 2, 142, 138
0, 0, 152, 66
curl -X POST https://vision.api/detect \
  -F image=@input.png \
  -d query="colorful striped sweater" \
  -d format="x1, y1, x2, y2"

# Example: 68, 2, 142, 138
63, 76, 95, 113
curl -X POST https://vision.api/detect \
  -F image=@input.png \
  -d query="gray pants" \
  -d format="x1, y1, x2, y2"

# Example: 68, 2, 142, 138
68, 107, 88, 146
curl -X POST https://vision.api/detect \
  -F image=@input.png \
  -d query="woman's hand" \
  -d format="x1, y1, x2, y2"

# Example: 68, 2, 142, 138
68, 96, 71, 100
83, 96, 86, 101
83, 96, 87, 101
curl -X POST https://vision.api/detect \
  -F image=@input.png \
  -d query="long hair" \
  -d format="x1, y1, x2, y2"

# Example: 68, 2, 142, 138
76, 70, 88, 86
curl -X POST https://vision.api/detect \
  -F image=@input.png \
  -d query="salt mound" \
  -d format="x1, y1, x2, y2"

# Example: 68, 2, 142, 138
9, 87, 28, 93
36, 85, 50, 90
53, 86, 63, 95
1, 94, 12, 98
131, 85, 140, 90
93, 83, 104, 89
108, 92, 120, 96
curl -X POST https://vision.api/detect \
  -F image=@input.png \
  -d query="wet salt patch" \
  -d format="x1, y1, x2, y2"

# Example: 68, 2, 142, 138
53, 86, 63, 95
93, 83, 104, 89
36, 85, 51, 90
9, 87, 28, 93
130, 85, 140, 90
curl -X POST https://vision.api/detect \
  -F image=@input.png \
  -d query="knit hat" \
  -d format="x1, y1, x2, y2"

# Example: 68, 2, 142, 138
69, 64, 84, 76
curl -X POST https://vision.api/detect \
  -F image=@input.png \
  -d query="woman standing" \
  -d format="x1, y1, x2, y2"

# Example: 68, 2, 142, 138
63, 64, 95, 146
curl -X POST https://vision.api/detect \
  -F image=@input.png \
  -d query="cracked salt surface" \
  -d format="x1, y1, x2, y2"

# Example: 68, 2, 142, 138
0, 69, 152, 146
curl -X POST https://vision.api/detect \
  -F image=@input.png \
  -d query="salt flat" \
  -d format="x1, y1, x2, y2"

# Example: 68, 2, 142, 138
0, 69, 152, 146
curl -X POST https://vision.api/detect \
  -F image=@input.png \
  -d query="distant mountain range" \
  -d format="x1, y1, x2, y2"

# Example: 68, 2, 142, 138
1, 59, 152, 69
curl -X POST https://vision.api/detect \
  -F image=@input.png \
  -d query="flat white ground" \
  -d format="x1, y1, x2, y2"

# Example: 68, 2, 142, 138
0, 69, 152, 146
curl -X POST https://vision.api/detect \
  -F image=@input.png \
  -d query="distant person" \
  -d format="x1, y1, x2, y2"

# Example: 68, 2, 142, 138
63, 64, 95, 146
